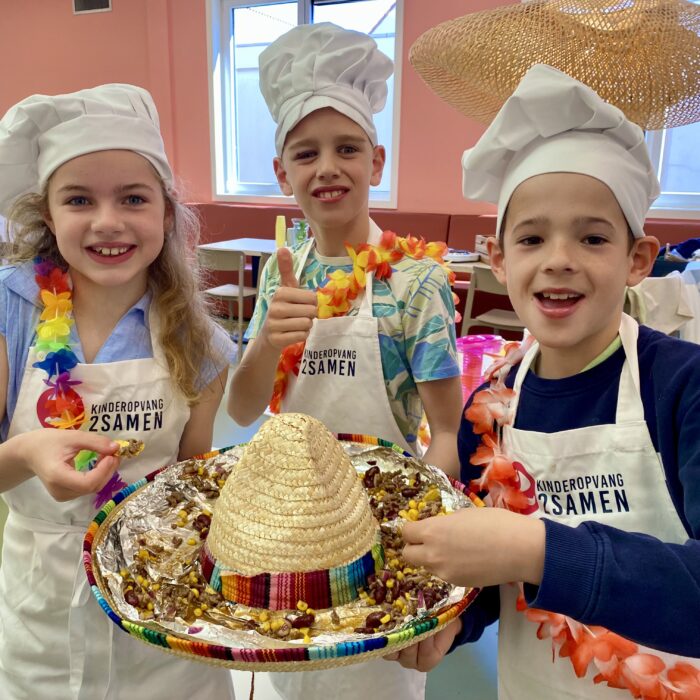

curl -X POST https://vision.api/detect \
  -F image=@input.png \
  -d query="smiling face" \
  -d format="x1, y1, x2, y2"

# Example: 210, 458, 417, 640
489, 173, 658, 377
273, 108, 385, 253
45, 149, 168, 299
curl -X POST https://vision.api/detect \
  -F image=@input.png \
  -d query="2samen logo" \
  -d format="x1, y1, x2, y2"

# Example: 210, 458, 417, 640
87, 399, 164, 432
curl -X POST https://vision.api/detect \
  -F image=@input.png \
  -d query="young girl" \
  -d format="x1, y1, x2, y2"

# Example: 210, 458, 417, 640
228, 22, 462, 700
0, 84, 236, 699
390, 65, 700, 699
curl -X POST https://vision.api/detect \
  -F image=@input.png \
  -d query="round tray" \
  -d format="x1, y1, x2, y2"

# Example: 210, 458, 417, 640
83, 434, 482, 671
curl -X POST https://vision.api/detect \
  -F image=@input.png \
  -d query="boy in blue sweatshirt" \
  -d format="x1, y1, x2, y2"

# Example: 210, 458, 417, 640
388, 64, 700, 698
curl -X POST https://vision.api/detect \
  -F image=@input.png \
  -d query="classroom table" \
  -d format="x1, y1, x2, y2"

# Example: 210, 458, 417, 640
197, 237, 277, 288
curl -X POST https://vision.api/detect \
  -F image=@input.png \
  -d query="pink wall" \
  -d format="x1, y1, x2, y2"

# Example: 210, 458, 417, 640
401, 0, 506, 214
0, 0, 504, 212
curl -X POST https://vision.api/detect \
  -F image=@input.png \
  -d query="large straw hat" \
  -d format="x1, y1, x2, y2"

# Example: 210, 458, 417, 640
201, 413, 383, 610
409, 0, 700, 129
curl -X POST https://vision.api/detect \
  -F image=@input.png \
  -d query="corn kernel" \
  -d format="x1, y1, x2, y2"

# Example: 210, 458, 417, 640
389, 558, 400, 569
386, 579, 395, 589
408, 500, 417, 509
178, 510, 188, 520
259, 611, 270, 622
296, 600, 308, 612
194, 608, 203, 617
261, 621, 271, 632
367, 597, 376, 605
190, 588, 200, 598
306, 608, 315, 616
398, 510, 408, 519
396, 571, 405, 581
206, 586, 216, 595
407, 509, 419, 521
119, 568, 129, 578
300, 627, 309, 635
141, 580, 149, 590
197, 467, 204, 476
136, 575, 145, 585
271, 619, 284, 632
147, 602, 154, 611
151, 583, 160, 592
380, 614, 391, 624
201, 603, 208, 611
217, 479, 226, 488
418, 501, 426, 510
187, 537, 197, 546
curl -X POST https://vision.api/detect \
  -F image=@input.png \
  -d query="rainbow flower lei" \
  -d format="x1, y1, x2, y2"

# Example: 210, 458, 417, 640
33, 259, 126, 507
269, 231, 460, 413
466, 342, 700, 699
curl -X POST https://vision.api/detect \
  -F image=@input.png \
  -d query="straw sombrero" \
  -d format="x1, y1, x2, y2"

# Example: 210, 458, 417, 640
84, 414, 481, 671
200, 413, 383, 612
409, 0, 700, 129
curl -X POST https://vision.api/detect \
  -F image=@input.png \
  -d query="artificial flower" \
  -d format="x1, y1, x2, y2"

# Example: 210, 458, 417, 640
36, 316, 73, 343
39, 289, 72, 320
465, 386, 516, 434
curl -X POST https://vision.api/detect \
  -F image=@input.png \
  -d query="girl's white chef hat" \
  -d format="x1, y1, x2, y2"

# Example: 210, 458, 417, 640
0, 83, 172, 214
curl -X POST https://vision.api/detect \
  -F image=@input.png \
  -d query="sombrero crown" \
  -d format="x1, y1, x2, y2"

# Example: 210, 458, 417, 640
201, 413, 383, 610
410, 0, 700, 129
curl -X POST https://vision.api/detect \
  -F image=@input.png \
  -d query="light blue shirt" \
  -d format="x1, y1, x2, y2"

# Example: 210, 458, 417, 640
0, 262, 234, 441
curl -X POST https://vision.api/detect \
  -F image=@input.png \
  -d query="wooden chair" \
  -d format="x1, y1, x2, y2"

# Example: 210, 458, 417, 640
460, 263, 525, 337
198, 248, 257, 363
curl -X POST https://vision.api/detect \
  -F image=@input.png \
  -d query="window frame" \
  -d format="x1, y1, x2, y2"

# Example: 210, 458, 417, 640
205, 0, 403, 208
646, 128, 700, 220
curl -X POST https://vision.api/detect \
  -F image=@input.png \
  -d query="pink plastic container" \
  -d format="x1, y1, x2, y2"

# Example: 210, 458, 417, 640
456, 334, 503, 402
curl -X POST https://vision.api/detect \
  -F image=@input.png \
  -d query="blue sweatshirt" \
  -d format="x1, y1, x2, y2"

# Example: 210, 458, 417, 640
454, 325, 700, 657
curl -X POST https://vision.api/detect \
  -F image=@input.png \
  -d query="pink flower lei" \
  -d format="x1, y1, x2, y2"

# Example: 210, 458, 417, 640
466, 340, 700, 699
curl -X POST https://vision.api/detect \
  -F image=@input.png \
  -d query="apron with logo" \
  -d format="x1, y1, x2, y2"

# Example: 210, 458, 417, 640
271, 220, 426, 699
499, 313, 695, 699
0, 306, 234, 700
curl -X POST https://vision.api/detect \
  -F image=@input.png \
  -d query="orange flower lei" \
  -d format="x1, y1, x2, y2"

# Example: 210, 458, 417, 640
466, 342, 700, 700
269, 230, 460, 413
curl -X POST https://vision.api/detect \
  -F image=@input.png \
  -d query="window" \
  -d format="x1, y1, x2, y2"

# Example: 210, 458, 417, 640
647, 121, 700, 217
645, 0, 700, 218
207, 0, 401, 206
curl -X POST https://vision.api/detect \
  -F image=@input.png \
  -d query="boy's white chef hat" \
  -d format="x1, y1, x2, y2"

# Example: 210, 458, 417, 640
0, 83, 172, 215
259, 22, 393, 155
461, 64, 660, 238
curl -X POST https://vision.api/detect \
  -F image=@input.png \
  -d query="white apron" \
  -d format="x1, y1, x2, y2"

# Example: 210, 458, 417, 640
0, 307, 234, 700
498, 313, 695, 700
271, 220, 426, 700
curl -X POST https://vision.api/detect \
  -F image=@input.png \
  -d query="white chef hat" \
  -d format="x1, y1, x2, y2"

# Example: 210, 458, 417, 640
461, 64, 660, 238
0, 83, 173, 216
259, 22, 393, 155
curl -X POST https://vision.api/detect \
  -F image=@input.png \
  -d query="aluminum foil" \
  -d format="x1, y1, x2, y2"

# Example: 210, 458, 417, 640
94, 442, 475, 651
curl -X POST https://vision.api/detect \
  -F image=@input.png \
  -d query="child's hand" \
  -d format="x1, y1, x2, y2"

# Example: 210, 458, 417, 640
261, 247, 318, 351
402, 507, 546, 588
18, 429, 120, 502
384, 618, 462, 672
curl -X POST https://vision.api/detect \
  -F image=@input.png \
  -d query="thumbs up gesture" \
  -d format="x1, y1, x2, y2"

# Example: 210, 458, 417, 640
261, 247, 318, 350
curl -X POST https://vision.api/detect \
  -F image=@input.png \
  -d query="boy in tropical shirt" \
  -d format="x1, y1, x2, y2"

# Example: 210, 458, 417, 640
228, 21, 462, 700
229, 22, 462, 475
389, 64, 700, 699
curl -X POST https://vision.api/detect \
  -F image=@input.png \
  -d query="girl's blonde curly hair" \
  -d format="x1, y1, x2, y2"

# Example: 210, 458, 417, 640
6, 184, 226, 404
